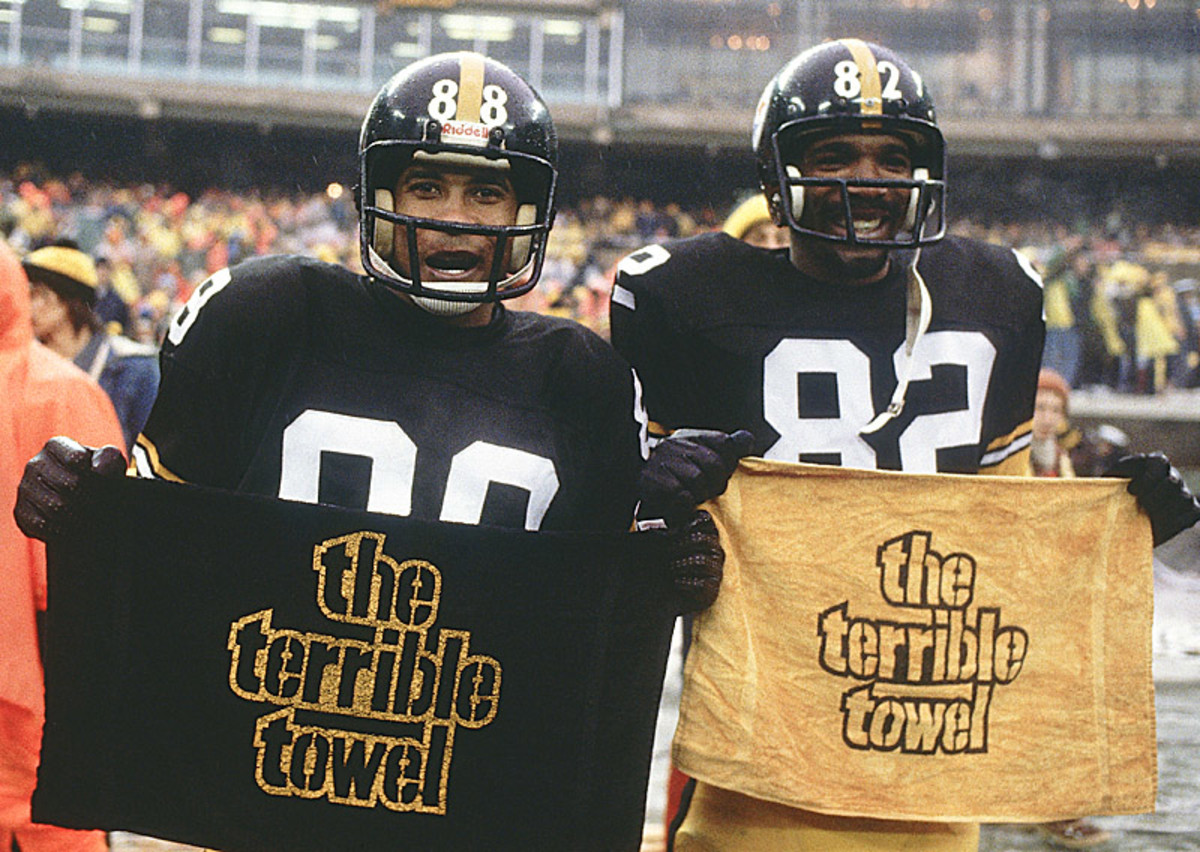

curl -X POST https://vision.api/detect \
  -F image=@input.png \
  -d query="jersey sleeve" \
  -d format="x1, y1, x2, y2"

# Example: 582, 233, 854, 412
598, 364, 651, 530
978, 248, 1046, 476
610, 244, 703, 438
548, 322, 649, 531
132, 259, 300, 488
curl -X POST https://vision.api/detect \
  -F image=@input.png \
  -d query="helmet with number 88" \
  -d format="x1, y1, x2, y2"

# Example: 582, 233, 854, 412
752, 38, 946, 247
358, 51, 558, 305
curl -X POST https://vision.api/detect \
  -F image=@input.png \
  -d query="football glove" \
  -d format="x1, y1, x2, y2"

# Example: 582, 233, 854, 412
14, 436, 126, 543
1105, 452, 1200, 547
635, 428, 755, 531
665, 509, 725, 615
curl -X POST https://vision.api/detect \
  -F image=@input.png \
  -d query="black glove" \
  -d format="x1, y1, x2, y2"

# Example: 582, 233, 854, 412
14, 436, 126, 543
1105, 452, 1200, 547
636, 428, 755, 531
665, 510, 725, 615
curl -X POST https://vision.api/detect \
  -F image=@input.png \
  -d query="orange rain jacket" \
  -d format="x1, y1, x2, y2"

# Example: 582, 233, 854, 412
1, 238, 123, 851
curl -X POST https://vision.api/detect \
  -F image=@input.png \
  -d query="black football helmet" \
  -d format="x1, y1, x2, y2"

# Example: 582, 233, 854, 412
358, 51, 558, 305
753, 38, 946, 247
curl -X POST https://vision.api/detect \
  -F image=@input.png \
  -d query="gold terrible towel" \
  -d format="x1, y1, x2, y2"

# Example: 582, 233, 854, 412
673, 458, 1156, 823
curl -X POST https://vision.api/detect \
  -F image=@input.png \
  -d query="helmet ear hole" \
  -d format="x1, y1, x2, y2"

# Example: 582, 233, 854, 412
509, 204, 537, 271
372, 188, 396, 258
785, 165, 804, 221
903, 167, 929, 232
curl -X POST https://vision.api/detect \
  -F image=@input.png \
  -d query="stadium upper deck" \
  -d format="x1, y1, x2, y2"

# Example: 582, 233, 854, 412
1, 0, 1198, 159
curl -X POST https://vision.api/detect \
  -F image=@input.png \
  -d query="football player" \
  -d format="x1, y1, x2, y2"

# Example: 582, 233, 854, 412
610, 39, 1046, 851
17, 56, 751, 614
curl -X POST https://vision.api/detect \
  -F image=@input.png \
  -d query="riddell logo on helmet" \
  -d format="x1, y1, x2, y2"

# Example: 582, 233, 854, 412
441, 120, 491, 147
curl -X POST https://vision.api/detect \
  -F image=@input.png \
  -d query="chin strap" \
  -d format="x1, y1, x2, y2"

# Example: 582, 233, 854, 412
860, 248, 931, 436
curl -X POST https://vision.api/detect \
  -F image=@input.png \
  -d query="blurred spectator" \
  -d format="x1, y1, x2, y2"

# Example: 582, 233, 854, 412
721, 195, 789, 250
1040, 247, 1083, 387
1133, 271, 1181, 394
664, 203, 699, 239
1173, 279, 1200, 388
23, 241, 160, 451
636, 198, 676, 241
1095, 260, 1140, 391
1, 237, 122, 852
1072, 423, 1131, 479
92, 253, 131, 334
1072, 251, 1110, 390
1028, 368, 1076, 477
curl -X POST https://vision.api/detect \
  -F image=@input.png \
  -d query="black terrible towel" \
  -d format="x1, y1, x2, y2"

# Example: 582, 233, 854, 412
34, 476, 675, 852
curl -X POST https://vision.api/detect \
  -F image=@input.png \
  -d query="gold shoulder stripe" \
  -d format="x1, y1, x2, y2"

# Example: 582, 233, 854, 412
841, 38, 882, 115
133, 434, 186, 483
985, 419, 1033, 453
980, 445, 1031, 478
457, 52, 485, 123
979, 420, 1033, 472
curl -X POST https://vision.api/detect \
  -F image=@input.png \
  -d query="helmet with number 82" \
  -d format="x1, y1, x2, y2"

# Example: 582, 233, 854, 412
358, 51, 558, 304
752, 38, 946, 247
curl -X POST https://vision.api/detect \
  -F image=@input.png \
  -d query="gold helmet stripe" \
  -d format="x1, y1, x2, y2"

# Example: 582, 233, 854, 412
840, 38, 883, 115
456, 52, 486, 123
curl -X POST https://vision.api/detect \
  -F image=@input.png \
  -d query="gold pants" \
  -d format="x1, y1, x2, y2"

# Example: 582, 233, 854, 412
674, 782, 979, 852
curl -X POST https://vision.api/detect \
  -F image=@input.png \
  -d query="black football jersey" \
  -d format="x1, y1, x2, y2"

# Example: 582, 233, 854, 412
611, 233, 1044, 475
133, 255, 647, 532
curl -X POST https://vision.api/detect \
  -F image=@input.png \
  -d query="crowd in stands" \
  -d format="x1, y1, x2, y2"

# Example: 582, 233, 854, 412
2, 162, 1199, 395
955, 217, 1200, 395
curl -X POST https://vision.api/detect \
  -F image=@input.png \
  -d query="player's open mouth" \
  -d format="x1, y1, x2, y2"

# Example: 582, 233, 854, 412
426, 251, 484, 280
822, 201, 896, 241
825, 216, 890, 241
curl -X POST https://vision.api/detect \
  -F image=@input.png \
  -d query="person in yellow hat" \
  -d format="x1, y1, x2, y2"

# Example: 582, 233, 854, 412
721, 195, 789, 250
0, 237, 122, 852
23, 240, 160, 451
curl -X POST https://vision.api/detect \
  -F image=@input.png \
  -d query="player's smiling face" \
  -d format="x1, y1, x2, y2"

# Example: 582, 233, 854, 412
798, 132, 913, 241
793, 132, 913, 284
391, 161, 519, 284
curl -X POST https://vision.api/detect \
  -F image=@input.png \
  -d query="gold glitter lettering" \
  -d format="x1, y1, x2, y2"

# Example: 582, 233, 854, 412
228, 531, 502, 814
